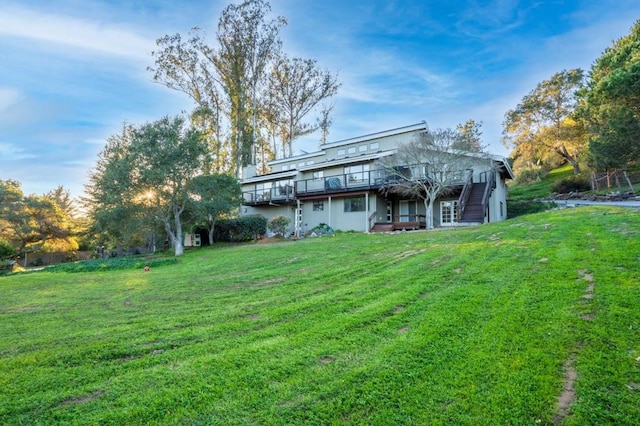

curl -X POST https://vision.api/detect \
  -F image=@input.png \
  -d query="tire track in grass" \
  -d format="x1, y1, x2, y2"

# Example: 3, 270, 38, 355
553, 269, 596, 424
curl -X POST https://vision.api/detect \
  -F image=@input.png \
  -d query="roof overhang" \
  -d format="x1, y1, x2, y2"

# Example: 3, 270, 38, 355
242, 170, 298, 184
299, 150, 396, 172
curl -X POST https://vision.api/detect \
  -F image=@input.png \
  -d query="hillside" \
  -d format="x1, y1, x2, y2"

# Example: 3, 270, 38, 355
1, 206, 639, 424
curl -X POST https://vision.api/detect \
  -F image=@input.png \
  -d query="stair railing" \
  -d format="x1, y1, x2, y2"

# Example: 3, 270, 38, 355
480, 170, 496, 221
368, 211, 377, 232
457, 169, 474, 220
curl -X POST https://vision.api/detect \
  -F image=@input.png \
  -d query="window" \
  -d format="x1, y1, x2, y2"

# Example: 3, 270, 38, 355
337, 149, 346, 156
359, 145, 367, 152
500, 201, 504, 218
347, 147, 356, 154
282, 165, 289, 171
313, 171, 324, 180
370, 142, 379, 150
313, 200, 324, 211
344, 197, 366, 212
306, 160, 314, 165
344, 164, 370, 183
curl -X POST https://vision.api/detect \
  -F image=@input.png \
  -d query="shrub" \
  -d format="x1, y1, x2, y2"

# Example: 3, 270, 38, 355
268, 215, 291, 237
507, 200, 556, 218
516, 167, 548, 184
553, 176, 591, 194
213, 215, 267, 242
0, 240, 16, 260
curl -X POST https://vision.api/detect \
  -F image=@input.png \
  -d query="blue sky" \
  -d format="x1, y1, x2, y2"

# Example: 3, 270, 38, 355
1, 0, 639, 198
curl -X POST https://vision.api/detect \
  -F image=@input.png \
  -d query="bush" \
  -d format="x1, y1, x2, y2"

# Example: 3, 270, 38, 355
213, 215, 267, 242
0, 240, 17, 260
516, 168, 548, 184
507, 200, 556, 218
268, 215, 291, 237
553, 176, 591, 194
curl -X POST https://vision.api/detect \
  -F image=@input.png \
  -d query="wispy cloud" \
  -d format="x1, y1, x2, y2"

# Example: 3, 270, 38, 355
0, 4, 155, 59
0, 87, 22, 113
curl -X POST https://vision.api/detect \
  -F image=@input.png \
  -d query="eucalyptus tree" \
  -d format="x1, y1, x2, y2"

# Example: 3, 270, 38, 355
503, 69, 586, 174
86, 117, 209, 256
266, 55, 340, 157
379, 128, 482, 230
581, 19, 640, 175
150, 0, 285, 176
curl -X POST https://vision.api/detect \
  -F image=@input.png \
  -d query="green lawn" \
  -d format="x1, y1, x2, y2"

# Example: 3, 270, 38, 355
2, 206, 639, 424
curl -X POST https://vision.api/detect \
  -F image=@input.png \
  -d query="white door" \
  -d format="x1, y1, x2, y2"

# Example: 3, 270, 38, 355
399, 200, 417, 222
440, 201, 458, 226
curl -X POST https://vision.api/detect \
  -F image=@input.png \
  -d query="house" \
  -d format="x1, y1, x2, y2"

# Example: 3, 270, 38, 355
240, 122, 514, 235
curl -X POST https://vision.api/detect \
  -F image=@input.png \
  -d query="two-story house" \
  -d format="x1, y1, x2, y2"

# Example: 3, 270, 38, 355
240, 122, 514, 236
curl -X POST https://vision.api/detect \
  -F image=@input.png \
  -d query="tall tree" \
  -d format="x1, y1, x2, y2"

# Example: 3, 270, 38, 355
187, 174, 243, 245
86, 117, 208, 256
267, 55, 340, 156
454, 119, 486, 152
580, 19, 640, 172
214, 0, 286, 174
503, 69, 586, 174
151, 1, 285, 177
379, 128, 482, 230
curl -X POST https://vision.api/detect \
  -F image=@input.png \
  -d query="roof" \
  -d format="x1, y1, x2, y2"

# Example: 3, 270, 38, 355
241, 170, 298, 184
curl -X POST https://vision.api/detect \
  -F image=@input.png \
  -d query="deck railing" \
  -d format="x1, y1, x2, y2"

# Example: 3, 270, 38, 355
242, 185, 294, 204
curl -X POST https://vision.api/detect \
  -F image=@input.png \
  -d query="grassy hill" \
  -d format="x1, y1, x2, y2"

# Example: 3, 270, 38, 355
1, 206, 639, 424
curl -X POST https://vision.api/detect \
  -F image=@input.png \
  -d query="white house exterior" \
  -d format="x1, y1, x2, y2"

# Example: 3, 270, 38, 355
240, 122, 514, 235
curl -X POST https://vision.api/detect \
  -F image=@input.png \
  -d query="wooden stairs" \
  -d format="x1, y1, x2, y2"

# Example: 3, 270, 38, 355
459, 182, 486, 223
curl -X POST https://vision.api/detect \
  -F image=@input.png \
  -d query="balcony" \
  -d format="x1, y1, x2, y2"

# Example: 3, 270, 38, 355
243, 185, 295, 206
296, 171, 385, 197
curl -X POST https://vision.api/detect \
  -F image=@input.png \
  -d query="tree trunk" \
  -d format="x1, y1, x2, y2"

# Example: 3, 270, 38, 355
208, 223, 215, 245
424, 197, 434, 230
623, 170, 634, 194
174, 209, 184, 256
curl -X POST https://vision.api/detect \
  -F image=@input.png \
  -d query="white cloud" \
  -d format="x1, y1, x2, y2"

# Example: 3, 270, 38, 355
0, 5, 155, 59
0, 87, 22, 112
0, 142, 38, 160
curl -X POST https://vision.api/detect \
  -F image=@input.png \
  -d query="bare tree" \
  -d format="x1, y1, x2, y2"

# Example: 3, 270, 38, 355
379, 127, 482, 229
317, 103, 334, 146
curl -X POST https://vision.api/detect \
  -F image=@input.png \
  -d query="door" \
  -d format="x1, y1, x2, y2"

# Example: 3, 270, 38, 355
440, 201, 458, 226
399, 200, 417, 222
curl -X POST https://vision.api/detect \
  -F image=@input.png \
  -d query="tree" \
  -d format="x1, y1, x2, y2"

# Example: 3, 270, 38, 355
188, 174, 243, 245
150, 0, 286, 177
378, 127, 482, 230
580, 20, 640, 174
1, 180, 72, 266
454, 119, 486, 153
86, 117, 209, 256
503, 69, 586, 174
267, 55, 340, 157
150, 0, 340, 172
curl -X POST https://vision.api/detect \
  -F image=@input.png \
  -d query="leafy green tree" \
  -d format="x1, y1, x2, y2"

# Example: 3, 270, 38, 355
86, 117, 209, 256
581, 19, 640, 173
1, 179, 73, 265
454, 119, 486, 153
188, 174, 243, 245
503, 69, 586, 174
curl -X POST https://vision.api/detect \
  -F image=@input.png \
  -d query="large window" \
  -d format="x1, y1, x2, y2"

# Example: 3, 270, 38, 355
313, 200, 324, 211
344, 164, 369, 183
344, 197, 366, 212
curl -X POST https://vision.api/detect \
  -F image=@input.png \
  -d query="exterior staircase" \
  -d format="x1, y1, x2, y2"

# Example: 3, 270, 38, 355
459, 182, 486, 223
